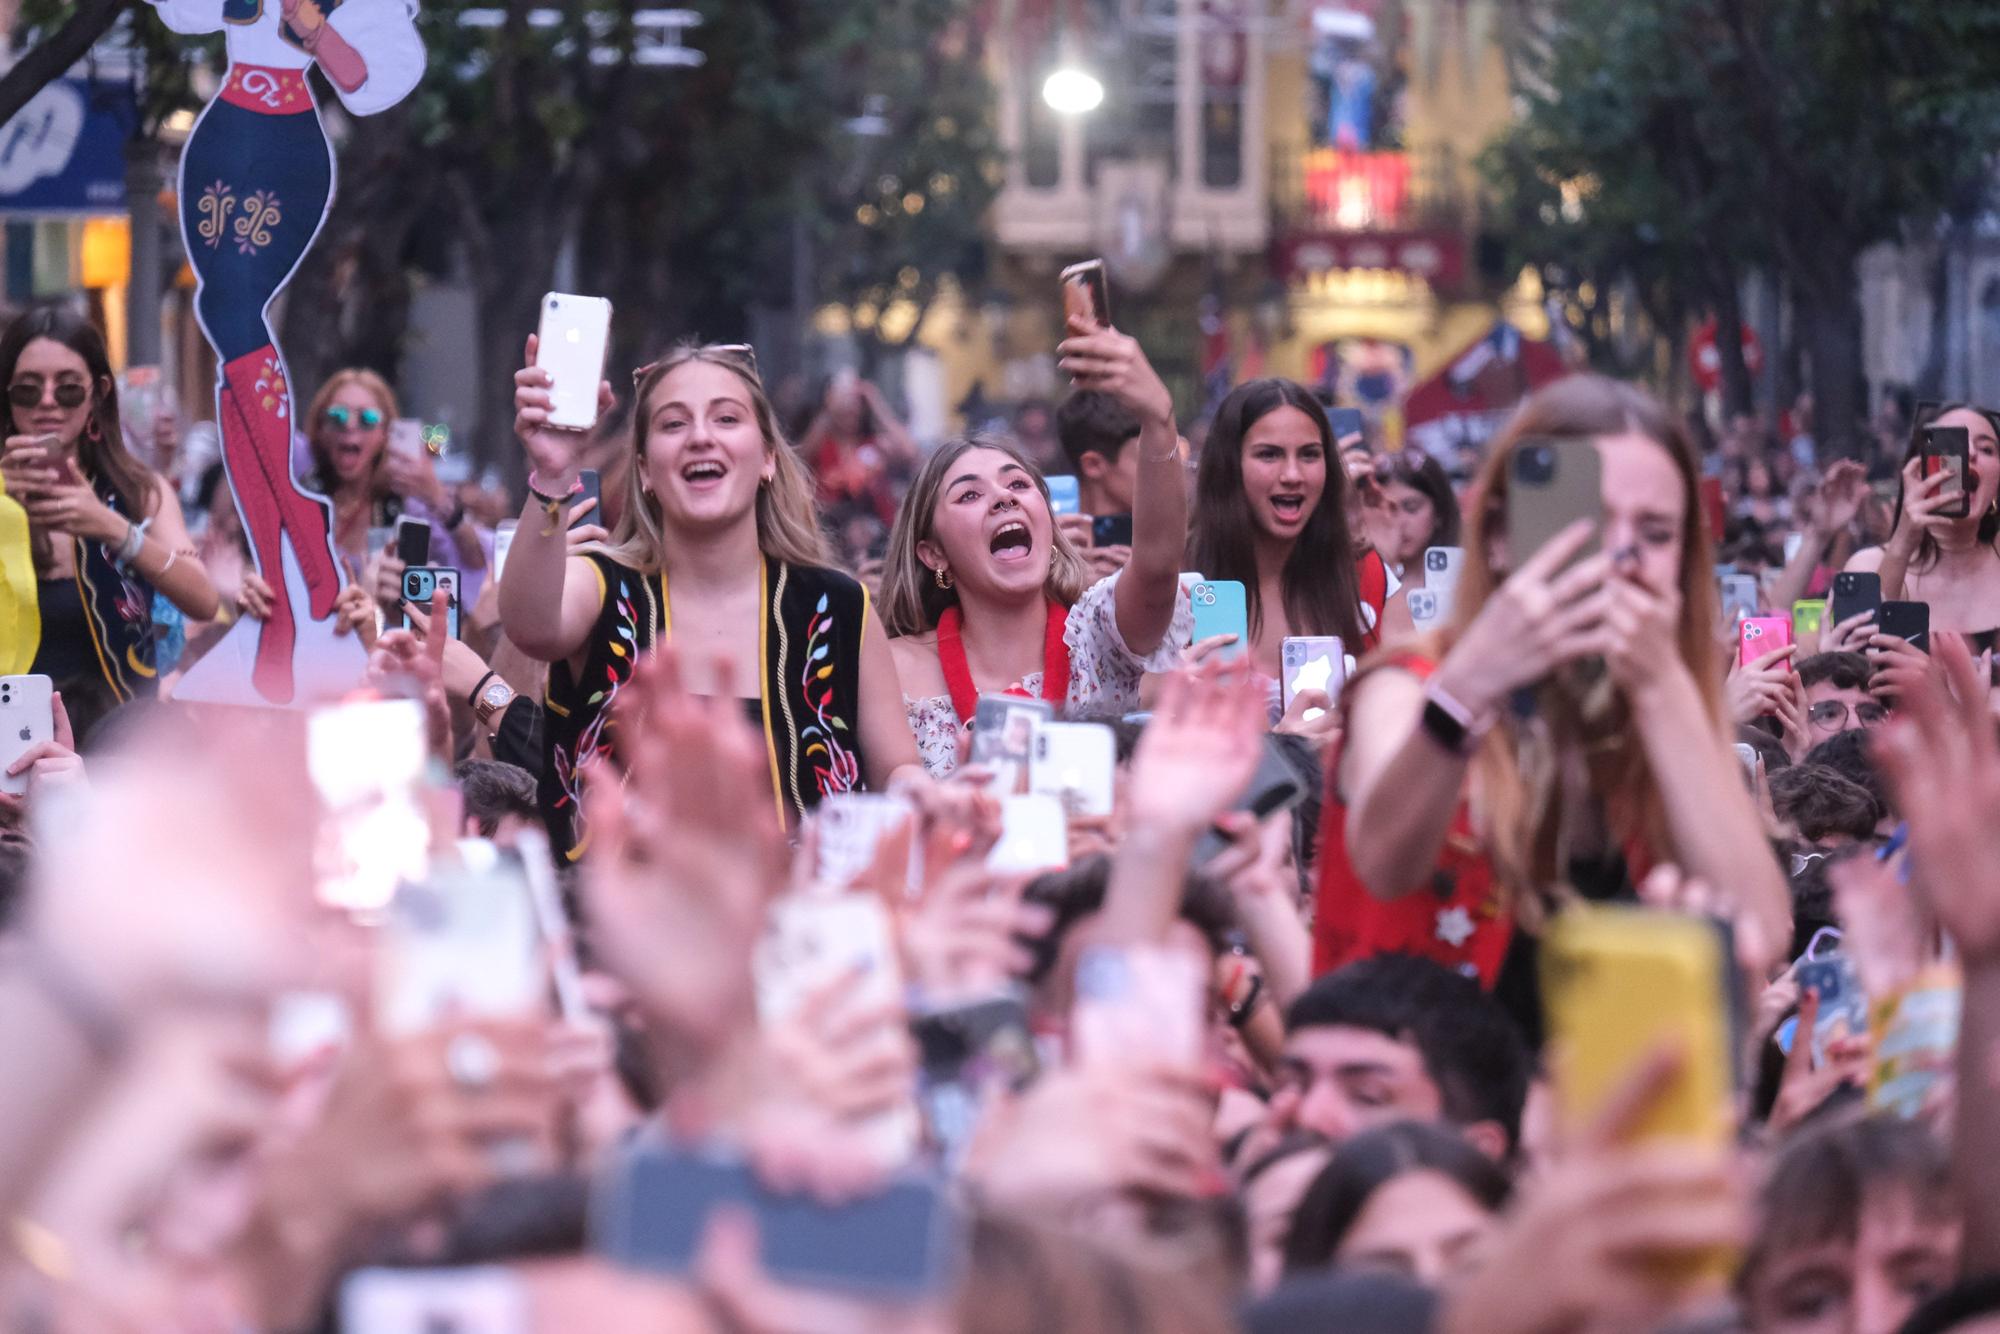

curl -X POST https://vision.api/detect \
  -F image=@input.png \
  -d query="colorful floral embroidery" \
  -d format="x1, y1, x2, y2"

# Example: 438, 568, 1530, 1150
799, 592, 859, 798
550, 575, 642, 859
252, 354, 289, 420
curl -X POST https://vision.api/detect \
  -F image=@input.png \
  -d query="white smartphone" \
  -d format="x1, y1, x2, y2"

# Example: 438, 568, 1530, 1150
388, 417, 425, 462
755, 893, 920, 1164
813, 792, 915, 891
375, 840, 546, 1037
1028, 720, 1116, 818
308, 697, 430, 913
339, 1267, 528, 1334
0, 674, 54, 797
492, 519, 518, 583
1280, 636, 1344, 714
985, 793, 1070, 874
515, 829, 589, 1024
1422, 545, 1464, 591
535, 292, 613, 432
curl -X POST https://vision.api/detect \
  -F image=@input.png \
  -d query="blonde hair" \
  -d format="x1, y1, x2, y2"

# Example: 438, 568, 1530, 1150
599, 344, 829, 573
305, 368, 400, 492
879, 433, 1091, 637
1385, 374, 1723, 927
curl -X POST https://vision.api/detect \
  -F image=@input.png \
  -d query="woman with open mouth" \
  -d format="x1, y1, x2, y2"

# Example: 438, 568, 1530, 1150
1186, 379, 1409, 718
879, 317, 1190, 779
500, 340, 921, 861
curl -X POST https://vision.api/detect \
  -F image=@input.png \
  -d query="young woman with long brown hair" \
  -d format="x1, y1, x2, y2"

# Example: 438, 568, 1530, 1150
1317, 374, 1788, 1024
878, 321, 1188, 778
500, 337, 918, 860
0, 308, 216, 709
1186, 380, 1408, 718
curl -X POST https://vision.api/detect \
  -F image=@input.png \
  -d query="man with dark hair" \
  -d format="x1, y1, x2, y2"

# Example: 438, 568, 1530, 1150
1268, 955, 1530, 1162
1798, 651, 1884, 745
1770, 763, 1882, 846
455, 759, 539, 846
1803, 728, 1894, 831
1055, 389, 1142, 520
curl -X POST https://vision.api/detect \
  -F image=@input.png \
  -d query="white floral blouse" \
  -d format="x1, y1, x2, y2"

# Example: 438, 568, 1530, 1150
906, 571, 1194, 779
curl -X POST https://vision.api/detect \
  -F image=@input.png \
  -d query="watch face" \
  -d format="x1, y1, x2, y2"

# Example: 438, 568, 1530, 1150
480, 683, 512, 711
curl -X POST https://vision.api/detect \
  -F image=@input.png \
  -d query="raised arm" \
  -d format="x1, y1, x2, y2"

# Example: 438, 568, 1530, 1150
1342, 523, 1607, 897
497, 336, 610, 663
1055, 317, 1185, 657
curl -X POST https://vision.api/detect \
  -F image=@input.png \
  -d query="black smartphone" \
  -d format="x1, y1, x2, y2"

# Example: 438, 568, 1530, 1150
1091, 513, 1133, 547
1328, 408, 1365, 446
592, 1144, 958, 1299
394, 515, 432, 567
1878, 600, 1930, 653
1192, 735, 1314, 864
1921, 425, 1971, 520
572, 468, 602, 531
400, 566, 460, 639
1828, 571, 1883, 631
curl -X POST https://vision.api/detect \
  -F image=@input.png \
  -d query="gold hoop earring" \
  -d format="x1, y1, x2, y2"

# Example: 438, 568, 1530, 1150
934, 565, 953, 590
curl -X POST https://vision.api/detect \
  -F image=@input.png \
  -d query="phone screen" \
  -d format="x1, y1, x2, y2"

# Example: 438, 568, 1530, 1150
1058, 260, 1110, 329
309, 698, 430, 912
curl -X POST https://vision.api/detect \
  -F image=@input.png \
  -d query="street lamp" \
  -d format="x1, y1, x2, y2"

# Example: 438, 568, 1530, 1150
1042, 65, 1105, 115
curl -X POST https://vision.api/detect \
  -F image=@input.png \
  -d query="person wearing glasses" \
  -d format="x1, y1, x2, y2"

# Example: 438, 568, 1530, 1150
500, 338, 920, 862
1796, 651, 1887, 745
0, 307, 217, 710
301, 369, 486, 609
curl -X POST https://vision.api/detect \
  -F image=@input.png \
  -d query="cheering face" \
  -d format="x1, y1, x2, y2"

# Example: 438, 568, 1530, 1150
1936, 406, 2000, 520
1240, 405, 1327, 545
320, 381, 390, 484
920, 446, 1053, 601
9, 337, 96, 448
1595, 430, 1686, 594
640, 359, 775, 533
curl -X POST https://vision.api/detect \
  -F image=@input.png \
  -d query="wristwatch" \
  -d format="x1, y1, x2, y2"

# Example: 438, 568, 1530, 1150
469, 671, 515, 730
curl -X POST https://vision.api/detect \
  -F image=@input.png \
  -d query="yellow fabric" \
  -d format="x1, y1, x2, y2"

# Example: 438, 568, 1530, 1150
0, 486, 39, 674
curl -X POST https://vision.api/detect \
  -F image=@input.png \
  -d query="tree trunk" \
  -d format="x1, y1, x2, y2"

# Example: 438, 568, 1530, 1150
1801, 251, 1868, 462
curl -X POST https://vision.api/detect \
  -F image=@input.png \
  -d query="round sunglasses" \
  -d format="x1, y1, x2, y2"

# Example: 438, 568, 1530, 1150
324, 405, 384, 430
7, 380, 89, 411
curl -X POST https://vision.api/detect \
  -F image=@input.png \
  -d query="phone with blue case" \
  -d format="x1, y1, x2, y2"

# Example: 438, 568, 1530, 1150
1046, 474, 1081, 516
1189, 580, 1249, 661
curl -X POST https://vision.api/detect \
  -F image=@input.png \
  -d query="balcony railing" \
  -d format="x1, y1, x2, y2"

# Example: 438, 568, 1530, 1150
1273, 144, 1463, 234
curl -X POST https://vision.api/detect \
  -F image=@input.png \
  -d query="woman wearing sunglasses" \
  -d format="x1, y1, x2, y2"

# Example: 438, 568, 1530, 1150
302, 369, 486, 596
0, 307, 217, 708
501, 337, 920, 862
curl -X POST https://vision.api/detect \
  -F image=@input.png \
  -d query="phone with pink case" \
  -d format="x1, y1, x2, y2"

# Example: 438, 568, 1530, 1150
1737, 615, 1793, 668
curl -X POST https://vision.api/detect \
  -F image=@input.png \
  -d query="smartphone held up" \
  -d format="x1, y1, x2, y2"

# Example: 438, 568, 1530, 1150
1058, 259, 1111, 330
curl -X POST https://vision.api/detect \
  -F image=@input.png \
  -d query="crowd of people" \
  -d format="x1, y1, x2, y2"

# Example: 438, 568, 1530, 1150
2, 291, 2000, 1334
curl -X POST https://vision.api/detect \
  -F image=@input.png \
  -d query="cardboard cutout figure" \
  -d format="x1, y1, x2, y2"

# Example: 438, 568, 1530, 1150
152, 0, 424, 705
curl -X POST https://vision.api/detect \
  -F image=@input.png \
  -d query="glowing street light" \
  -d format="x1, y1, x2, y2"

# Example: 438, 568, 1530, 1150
1042, 65, 1105, 115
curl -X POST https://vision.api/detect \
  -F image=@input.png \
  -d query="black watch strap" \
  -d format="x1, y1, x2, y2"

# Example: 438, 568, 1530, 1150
467, 669, 498, 710
1420, 696, 1475, 756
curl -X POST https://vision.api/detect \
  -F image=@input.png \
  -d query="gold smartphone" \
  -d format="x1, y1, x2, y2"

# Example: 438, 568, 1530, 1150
1541, 905, 1737, 1280
1059, 259, 1110, 330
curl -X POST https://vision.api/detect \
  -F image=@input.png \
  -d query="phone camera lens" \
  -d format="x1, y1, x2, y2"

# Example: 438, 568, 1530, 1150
1514, 445, 1556, 487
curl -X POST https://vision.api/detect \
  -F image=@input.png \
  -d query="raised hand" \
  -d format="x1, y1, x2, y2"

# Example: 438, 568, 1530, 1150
1820, 608, 1877, 656
581, 648, 790, 1062
1889, 455, 1958, 555
1813, 459, 1869, 533
1125, 666, 1268, 835
21, 456, 120, 544
1056, 316, 1172, 426
1433, 520, 1609, 715
1726, 643, 1798, 724
514, 333, 615, 487
1875, 634, 2000, 964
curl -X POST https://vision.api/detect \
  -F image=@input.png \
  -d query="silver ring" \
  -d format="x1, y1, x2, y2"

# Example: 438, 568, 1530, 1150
445, 1032, 501, 1093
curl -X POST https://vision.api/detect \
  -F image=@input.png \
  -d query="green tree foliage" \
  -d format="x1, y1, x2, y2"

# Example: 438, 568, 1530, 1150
1481, 0, 2000, 455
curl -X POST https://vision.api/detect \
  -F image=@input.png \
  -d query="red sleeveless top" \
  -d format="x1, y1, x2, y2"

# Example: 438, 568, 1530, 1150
1356, 548, 1391, 652
1313, 656, 1514, 987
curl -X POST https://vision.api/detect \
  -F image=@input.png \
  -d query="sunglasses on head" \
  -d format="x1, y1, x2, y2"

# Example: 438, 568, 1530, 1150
7, 380, 89, 411
632, 342, 762, 386
324, 405, 383, 430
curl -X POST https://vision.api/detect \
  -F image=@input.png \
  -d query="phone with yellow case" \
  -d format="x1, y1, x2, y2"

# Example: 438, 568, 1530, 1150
1540, 905, 1737, 1278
